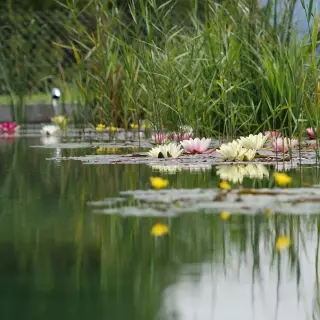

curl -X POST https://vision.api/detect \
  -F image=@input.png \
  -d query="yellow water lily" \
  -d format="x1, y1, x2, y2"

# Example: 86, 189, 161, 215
220, 211, 230, 220
51, 115, 68, 128
130, 123, 139, 129
216, 140, 242, 161
105, 126, 118, 132
151, 223, 169, 237
150, 177, 169, 189
96, 147, 104, 154
219, 180, 231, 190
274, 172, 292, 186
275, 235, 291, 251
96, 124, 105, 132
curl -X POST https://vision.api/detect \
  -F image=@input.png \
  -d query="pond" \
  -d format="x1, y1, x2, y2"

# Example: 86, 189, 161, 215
1, 136, 320, 320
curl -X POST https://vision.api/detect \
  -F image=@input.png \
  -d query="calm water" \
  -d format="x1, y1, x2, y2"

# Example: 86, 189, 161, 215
1, 137, 320, 320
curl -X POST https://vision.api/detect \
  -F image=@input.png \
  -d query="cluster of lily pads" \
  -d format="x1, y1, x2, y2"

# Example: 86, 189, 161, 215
146, 130, 303, 161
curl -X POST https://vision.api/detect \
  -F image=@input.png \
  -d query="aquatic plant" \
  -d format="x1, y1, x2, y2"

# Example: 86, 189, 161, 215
51, 115, 68, 129
219, 181, 231, 190
180, 138, 212, 154
274, 172, 292, 186
306, 128, 316, 140
272, 137, 298, 153
220, 212, 230, 221
148, 143, 184, 158
151, 223, 169, 237
275, 235, 291, 251
216, 141, 242, 161
217, 141, 257, 162
0, 122, 20, 134
152, 133, 168, 144
264, 130, 281, 140
237, 148, 257, 161
149, 177, 169, 190
238, 133, 267, 150
96, 124, 105, 132
40, 125, 60, 136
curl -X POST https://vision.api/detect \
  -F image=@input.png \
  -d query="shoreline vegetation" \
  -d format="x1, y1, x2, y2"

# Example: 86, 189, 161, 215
1, 0, 320, 138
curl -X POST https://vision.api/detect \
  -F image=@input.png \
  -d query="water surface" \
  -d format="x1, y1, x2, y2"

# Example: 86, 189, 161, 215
0, 137, 320, 320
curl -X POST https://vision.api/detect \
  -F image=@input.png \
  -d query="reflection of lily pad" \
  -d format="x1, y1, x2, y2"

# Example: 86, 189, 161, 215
87, 187, 320, 216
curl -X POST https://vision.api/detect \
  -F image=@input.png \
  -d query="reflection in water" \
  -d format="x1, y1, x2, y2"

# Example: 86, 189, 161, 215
1, 138, 320, 319
216, 164, 269, 183
150, 163, 212, 174
160, 227, 318, 320
41, 136, 61, 158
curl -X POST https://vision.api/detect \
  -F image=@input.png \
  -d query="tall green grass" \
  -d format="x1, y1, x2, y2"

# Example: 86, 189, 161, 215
65, 0, 320, 137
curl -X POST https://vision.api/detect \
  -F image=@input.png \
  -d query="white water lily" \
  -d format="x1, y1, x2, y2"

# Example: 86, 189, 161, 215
237, 148, 257, 161
216, 164, 269, 183
147, 143, 184, 158
238, 133, 267, 150
180, 137, 211, 154
40, 125, 61, 136
216, 140, 242, 161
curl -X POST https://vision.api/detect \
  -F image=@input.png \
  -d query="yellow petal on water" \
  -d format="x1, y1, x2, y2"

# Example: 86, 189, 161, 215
150, 177, 169, 190
275, 235, 291, 251
219, 181, 231, 190
220, 211, 230, 220
96, 124, 105, 132
274, 172, 292, 186
151, 223, 169, 237
96, 147, 104, 154
265, 208, 272, 217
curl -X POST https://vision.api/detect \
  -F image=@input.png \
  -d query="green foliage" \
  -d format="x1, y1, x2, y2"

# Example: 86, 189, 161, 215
65, 0, 320, 137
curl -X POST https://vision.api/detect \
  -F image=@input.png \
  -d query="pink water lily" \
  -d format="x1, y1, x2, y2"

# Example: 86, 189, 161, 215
172, 132, 193, 142
306, 128, 316, 139
180, 137, 212, 154
152, 133, 168, 144
264, 130, 281, 139
273, 137, 298, 153
0, 122, 20, 134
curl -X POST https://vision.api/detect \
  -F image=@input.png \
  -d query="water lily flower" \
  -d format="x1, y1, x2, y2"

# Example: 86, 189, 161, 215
220, 211, 230, 220
264, 130, 281, 139
275, 235, 291, 251
216, 140, 242, 161
306, 128, 316, 139
96, 124, 105, 132
152, 133, 168, 144
238, 133, 267, 150
150, 177, 169, 189
172, 132, 193, 142
40, 125, 60, 136
51, 115, 68, 128
151, 223, 169, 236
105, 126, 118, 132
272, 137, 298, 153
237, 148, 257, 161
181, 137, 211, 154
0, 122, 20, 134
219, 181, 231, 190
147, 143, 184, 158
96, 147, 105, 154
274, 172, 292, 186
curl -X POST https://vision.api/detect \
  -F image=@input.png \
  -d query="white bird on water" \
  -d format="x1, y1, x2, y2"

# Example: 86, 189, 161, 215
51, 88, 61, 115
